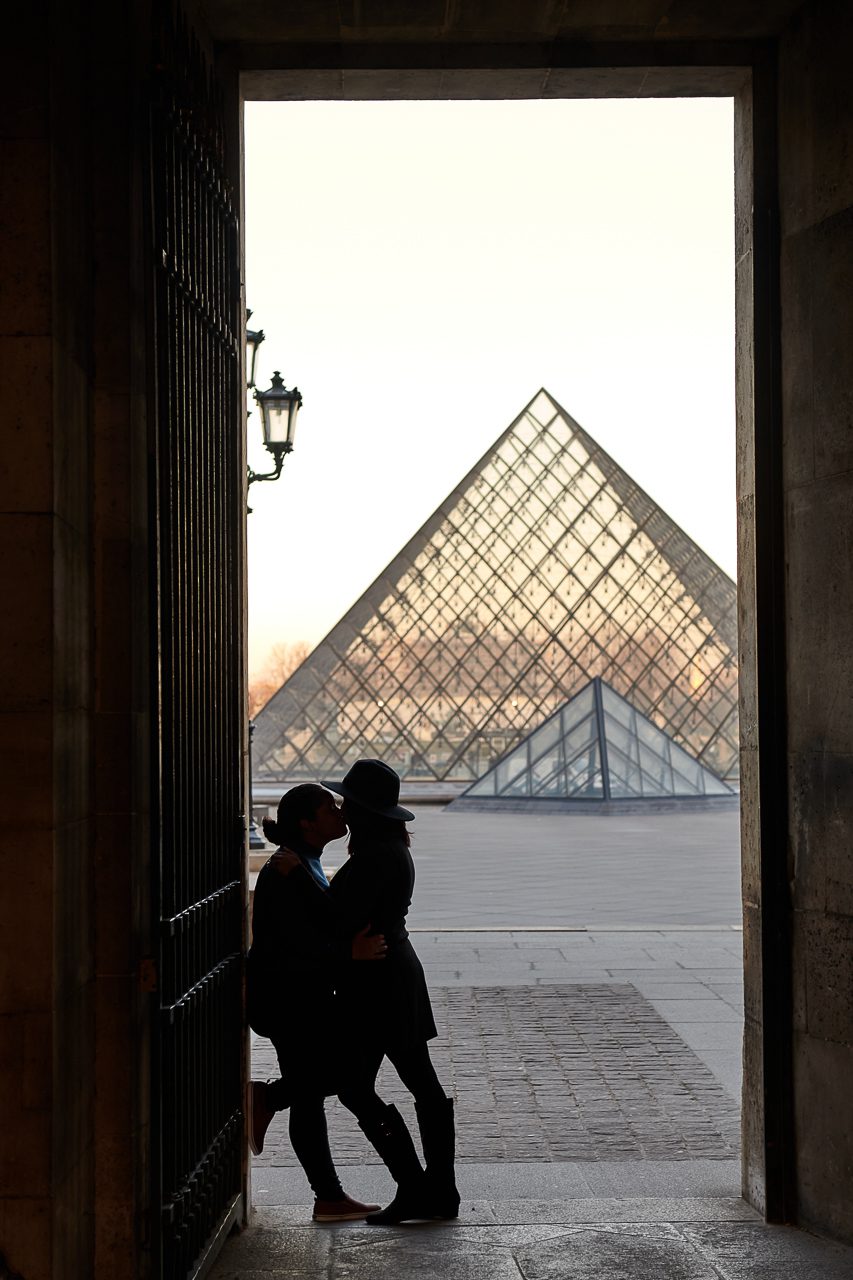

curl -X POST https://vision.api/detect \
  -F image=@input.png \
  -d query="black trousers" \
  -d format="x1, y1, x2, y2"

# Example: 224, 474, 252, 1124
267, 1034, 446, 1198
267, 1001, 343, 1201
337, 1038, 446, 1122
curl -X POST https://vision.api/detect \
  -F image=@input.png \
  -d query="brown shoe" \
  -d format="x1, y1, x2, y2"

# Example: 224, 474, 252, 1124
312, 1193, 381, 1222
249, 1081, 275, 1156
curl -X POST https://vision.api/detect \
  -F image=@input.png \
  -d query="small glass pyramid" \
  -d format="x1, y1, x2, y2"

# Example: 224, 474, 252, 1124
254, 389, 739, 785
458, 676, 735, 805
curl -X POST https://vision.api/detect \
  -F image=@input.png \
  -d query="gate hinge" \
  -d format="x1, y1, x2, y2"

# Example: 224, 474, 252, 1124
139, 956, 159, 993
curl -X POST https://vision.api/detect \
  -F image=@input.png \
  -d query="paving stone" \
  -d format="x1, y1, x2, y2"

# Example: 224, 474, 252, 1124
680, 1220, 853, 1270
253, 984, 739, 1167
666, 1023, 743, 1052
209, 1272, 328, 1279
490, 1197, 758, 1224
515, 1223, 720, 1279
632, 984, 723, 1000
331, 1230, 527, 1280
206, 1224, 330, 1274
579, 1161, 741, 1198
209, 1215, 853, 1280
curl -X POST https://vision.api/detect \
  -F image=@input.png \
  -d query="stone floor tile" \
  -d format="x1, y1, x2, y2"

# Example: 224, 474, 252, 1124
680, 1220, 853, 1269
210, 1213, 853, 1280
337, 1224, 573, 1249
488, 1197, 759, 1224
628, 983, 723, 1000
251, 1207, 325, 1228
207, 1225, 330, 1275
609, 968, 730, 982
209, 1272, 328, 1279
578, 1159, 740, 1198
725, 1269, 853, 1279
514, 1222, 719, 1279
665, 1022, 743, 1050
646, 1000, 743, 1023
331, 1230, 531, 1280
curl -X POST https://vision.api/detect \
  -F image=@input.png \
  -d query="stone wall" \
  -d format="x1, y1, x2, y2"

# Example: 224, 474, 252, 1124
778, 0, 853, 1243
0, 6, 94, 1277
0, 3, 154, 1276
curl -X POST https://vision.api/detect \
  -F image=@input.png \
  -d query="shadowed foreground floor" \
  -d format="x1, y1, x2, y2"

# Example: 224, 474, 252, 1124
211, 1206, 853, 1279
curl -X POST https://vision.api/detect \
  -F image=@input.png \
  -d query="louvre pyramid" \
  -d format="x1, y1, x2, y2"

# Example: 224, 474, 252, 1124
454, 676, 735, 808
254, 389, 739, 784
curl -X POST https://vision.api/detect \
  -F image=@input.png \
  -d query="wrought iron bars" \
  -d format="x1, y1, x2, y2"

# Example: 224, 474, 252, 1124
149, 6, 244, 1275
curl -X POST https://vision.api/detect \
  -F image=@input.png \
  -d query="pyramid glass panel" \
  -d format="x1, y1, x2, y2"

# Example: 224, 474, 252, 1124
254, 390, 739, 784
457, 677, 734, 805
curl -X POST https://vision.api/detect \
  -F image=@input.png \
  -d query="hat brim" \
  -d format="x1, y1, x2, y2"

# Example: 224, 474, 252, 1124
322, 780, 415, 823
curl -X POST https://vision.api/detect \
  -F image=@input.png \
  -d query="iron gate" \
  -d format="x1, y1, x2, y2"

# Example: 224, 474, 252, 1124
148, 6, 245, 1275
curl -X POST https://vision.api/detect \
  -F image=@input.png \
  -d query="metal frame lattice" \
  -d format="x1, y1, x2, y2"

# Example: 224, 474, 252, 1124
254, 390, 739, 783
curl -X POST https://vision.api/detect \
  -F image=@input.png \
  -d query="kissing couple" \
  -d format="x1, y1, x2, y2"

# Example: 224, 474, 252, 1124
248, 758, 459, 1224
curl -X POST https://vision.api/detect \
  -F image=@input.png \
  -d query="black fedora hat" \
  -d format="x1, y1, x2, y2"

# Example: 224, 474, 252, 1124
322, 759, 415, 822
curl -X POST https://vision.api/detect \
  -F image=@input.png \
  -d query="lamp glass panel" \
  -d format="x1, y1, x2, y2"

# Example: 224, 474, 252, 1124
286, 399, 300, 449
264, 402, 291, 446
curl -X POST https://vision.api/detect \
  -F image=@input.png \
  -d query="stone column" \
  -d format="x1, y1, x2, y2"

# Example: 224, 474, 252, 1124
778, 0, 853, 1243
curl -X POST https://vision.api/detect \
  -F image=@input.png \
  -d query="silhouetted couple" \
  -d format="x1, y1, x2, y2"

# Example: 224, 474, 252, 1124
247, 759, 459, 1224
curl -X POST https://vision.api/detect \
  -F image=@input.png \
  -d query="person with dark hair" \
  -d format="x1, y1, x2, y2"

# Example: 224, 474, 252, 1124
272, 759, 459, 1225
247, 782, 386, 1222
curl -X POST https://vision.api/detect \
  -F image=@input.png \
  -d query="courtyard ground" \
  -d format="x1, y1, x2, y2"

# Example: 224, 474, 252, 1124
211, 806, 853, 1278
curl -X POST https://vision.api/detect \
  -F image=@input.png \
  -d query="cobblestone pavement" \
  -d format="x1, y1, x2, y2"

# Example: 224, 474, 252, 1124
253, 983, 739, 1166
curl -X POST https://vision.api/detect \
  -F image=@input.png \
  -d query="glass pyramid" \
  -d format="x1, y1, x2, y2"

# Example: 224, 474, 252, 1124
456, 676, 735, 805
254, 389, 739, 785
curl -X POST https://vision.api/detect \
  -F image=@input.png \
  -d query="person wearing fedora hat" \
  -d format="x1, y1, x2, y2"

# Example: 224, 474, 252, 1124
319, 759, 460, 1225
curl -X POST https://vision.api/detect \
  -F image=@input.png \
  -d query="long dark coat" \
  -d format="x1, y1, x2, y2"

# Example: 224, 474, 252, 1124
247, 854, 348, 1046
328, 836, 437, 1050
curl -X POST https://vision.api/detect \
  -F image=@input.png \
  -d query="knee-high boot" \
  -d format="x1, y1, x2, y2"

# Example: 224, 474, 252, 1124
415, 1095, 460, 1219
357, 1103, 432, 1224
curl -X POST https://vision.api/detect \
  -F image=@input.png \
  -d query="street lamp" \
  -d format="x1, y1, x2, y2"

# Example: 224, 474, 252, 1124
245, 309, 265, 389
245, 321, 304, 846
247, 371, 303, 487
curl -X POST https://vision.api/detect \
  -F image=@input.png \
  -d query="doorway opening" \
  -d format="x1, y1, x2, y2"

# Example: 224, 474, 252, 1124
242, 96, 745, 1213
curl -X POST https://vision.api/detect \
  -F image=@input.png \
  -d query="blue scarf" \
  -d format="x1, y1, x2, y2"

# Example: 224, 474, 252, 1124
286, 837, 329, 890
302, 853, 329, 890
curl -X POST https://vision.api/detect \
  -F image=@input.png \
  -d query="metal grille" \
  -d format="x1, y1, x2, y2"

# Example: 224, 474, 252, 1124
254, 389, 739, 785
148, 6, 244, 1276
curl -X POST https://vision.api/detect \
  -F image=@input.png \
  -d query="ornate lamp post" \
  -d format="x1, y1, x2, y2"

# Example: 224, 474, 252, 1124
245, 309, 265, 389
246, 316, 303, 847
247, 371, 303, 488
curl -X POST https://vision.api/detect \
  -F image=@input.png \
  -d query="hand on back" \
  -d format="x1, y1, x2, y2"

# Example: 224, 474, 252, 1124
268, 851, 386, 961
269, 848, 301, 876
352, 924, 388, 962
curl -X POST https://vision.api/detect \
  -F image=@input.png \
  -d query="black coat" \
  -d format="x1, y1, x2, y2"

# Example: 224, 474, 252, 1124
328, 836, 437, 1050
247, 854, 348, 1041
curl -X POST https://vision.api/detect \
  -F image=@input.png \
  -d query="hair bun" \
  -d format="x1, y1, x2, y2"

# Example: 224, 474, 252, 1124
261, 816, 280, 844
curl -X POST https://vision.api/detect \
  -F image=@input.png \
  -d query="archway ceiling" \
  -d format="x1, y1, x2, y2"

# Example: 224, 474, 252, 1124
199, 0, 804, 47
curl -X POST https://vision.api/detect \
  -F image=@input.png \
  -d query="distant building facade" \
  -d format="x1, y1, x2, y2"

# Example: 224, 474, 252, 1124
254, 390, 739, 784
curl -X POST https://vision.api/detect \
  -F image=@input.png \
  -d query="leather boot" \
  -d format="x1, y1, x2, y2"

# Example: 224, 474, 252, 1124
357, 1104, 432, 1224
415, 1095, 460, 1219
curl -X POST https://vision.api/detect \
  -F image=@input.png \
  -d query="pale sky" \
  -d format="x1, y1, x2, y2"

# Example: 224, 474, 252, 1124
245, 98, 735, 679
